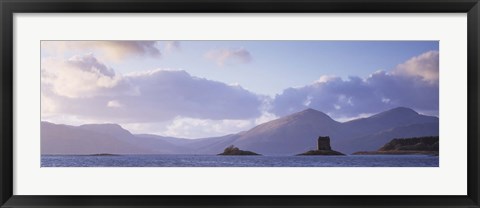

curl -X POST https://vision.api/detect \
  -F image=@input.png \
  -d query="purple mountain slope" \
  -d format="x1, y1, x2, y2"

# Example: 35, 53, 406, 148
41, 107, 439, 155
42, 122, 191, 155
42, 122, 149, 155
231, 108, 342, 155
342, 107, 438, 137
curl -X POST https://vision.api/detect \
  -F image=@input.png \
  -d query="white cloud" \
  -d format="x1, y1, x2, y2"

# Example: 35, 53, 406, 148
162, 117, 254, 138
164, 41, 181, 53
107, 100, 123, 108
41, 54, 133, 98
393, 50, 439, 83
42, 41, 161, 61
335, 113, 375, 122
303, 96, 313, 106
120, 122, 171, 136
316, 75, 341, 84
205, 48, 252, 67
382, 97, 391, 104
41, 94, 57, 116
254, 111, 278, 125
334, 104, 341, 110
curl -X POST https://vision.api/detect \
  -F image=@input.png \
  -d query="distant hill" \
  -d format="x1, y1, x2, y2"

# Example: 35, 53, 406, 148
379, 136, 439, 151
42, 122, 147, 155
41, 107, 439, 155
353, 136, 439, 155
232, 108, 342, 155
342, 107, 438, 137
337, 122, 439, 153
41, 122, 191, 155
230, 107, 438, 154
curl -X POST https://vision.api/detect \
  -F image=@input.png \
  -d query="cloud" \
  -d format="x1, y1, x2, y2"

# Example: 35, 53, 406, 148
316, 75, 341, 84
335, 113, 375, 122
41, 54, 263, 123
205, 48, 252, 66
107, 100, 123, 108
121, 109, 277, 138
164, 41, 181, 53
42, 41, 161, 61
41, 94, 57, 116
393, 50, 439, 83
162, 117, 254, 138
41, 54, 134, 98
41, 49, 439, 137
271, 51, 439, 119
124, 69, 263, 121
254, 112, 278, 125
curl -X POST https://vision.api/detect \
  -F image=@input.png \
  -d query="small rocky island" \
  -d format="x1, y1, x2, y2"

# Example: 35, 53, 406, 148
218, 145, 261, 155
297, 136, 345, 156
353, 136, 439, 155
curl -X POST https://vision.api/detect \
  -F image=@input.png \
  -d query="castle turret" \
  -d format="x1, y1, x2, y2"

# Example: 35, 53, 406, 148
297, 136, 344, 156
317, 136, 332, 151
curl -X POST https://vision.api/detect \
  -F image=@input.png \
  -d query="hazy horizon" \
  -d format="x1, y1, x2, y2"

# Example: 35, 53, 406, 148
41, 41, 439, 139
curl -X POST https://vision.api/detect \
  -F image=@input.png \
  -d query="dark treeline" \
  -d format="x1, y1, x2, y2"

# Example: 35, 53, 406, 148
379, 136, 439, 151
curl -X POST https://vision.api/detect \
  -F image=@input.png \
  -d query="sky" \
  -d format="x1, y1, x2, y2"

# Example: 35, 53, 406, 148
41, 41, 439, 138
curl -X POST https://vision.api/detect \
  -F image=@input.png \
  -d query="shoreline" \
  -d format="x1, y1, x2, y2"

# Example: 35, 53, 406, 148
352, 150, 439, 156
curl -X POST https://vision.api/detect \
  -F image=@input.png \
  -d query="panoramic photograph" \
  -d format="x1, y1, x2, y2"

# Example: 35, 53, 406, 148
40, 40, 439, 167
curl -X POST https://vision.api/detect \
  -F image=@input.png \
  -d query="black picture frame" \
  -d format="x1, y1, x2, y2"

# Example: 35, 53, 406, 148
1, 0, 479, 207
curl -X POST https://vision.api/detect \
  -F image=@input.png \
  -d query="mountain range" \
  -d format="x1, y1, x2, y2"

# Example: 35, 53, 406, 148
41, 107, 439, 155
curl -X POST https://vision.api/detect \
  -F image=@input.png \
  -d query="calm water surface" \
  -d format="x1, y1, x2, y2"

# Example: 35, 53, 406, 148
41, 155, 439, 167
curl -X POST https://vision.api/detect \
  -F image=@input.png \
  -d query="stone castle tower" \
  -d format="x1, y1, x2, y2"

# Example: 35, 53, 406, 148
317, 136, 332, 151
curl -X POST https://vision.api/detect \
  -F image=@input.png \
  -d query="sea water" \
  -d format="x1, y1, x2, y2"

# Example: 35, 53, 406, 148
41, 155, 439, 167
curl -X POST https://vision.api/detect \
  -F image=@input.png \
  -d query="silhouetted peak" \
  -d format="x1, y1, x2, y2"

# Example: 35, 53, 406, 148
41, 121, 54, 125
81, 123, 123, 129
303, 108, 320, 113
294, 108, 327, 116
371, 107, 418, 119
387, 107, 418, 115
79, 123, 132, 136
284, 108, 337, 124
296, 108, 325, 114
